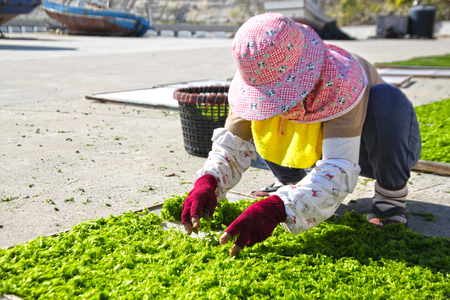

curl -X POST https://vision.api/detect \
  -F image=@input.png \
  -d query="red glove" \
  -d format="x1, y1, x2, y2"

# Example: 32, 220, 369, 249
220, 195, 286, 256
181, 174, 218, 234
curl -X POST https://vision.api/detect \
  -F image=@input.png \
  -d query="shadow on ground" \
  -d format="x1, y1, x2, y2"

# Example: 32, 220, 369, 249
0, 45, 77, 51
336, 197, 450, 238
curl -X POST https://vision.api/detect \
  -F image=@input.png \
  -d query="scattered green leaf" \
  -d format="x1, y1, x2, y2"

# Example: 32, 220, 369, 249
46, 199, 55, 205
411, 212, 437, 221
1, 197, 19, 202
138, 185, 156, 193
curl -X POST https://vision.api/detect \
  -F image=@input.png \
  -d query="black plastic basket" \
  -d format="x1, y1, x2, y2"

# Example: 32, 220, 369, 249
173, 85, 229, 158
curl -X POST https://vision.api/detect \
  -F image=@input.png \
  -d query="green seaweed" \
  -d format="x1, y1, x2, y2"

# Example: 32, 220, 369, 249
161, 192, 258, 229
1, 196, 449, 299
376, 53, 450, 67
414, 98, 450, 163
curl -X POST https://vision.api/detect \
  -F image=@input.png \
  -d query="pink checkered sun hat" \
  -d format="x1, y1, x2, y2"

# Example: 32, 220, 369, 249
228, 13, 368, 123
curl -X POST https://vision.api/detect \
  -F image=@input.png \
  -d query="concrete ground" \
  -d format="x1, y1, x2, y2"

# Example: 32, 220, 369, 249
0, 33, 449, 249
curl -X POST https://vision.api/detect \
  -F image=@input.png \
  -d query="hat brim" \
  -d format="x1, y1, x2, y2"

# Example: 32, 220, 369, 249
228, 23, 325, 121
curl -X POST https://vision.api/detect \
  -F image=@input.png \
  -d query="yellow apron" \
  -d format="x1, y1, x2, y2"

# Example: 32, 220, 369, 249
252, 116, 323, 169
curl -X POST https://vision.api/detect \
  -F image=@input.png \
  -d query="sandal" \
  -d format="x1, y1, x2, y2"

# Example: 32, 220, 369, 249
368, 204, 408, 227
251, 180, 298, 197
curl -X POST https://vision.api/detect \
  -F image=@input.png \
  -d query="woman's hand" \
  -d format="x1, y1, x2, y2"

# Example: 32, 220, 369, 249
219, 195, 287, 256
181, 175, 218, 235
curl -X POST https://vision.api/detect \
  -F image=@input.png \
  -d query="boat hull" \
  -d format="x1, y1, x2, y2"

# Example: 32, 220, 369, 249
42, 1, 151, 37
0, 0, 41, 25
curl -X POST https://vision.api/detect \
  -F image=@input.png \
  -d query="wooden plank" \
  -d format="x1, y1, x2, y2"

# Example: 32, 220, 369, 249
413, 160, 450, 176
376, 65, 450, 70
85, 80, 231, 109
381, 75, 412, 87
377, 68, 450, 78
227, 190, 259, 199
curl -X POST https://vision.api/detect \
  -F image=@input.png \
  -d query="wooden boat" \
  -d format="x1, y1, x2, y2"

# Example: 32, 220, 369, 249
0, 0, 41, 26
42, 0, 152, 36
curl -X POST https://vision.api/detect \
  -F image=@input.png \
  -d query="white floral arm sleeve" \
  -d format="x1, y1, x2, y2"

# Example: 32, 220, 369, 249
197, 128, 256, 200
277, 136, 361, 234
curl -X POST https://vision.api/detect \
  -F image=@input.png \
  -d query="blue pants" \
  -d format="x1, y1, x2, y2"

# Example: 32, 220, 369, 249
261, 84, 422, 188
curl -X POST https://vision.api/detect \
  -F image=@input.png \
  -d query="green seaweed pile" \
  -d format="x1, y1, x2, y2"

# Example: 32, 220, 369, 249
415, 98, 450, 163
161, 192, 258, 229
1, 195, 449, 299
376, 54, 450, 68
